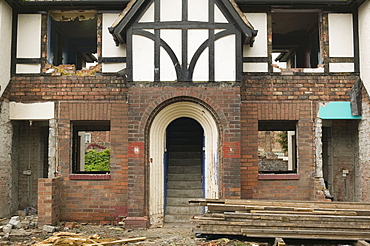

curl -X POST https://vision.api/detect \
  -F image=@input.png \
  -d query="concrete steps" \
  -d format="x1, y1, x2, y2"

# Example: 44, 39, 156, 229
164, 118, 204, 223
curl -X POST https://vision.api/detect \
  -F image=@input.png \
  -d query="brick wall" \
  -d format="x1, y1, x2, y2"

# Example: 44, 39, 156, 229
4, 74, 360, 225
58, 101, 128, 224
8, 75, 126, 102
6, 76, 129, 225
126, 83, 242, 220
241, 75, 358, 200
38, 177, 61, 226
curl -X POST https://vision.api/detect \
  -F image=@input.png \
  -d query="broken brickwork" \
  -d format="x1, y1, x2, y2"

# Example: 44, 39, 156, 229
241, 75, 359, 200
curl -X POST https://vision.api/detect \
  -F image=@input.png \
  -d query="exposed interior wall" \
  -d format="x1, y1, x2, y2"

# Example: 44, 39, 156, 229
0, 0, 12, 97
13, 120, 49, 209
322, 120, 359, 202
0, 101, 17, 217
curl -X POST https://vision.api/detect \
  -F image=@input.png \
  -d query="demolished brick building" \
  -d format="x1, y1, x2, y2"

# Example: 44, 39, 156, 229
0, 0, 370, 229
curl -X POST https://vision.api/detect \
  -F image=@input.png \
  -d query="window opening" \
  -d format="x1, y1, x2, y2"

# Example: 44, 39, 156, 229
258, 121, 297, 174
72, 121, 110, 174
48, 11, 98, 74
272, 10, 321, 70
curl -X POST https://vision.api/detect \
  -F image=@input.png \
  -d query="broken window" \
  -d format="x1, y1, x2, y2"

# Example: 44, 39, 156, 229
48, 11, 98, 71
272, 10, 321, 69
258, 121, 297, 174
72, 121, 110, 173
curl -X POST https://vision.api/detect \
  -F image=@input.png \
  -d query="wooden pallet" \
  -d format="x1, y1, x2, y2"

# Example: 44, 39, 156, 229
190, 199, 370, 241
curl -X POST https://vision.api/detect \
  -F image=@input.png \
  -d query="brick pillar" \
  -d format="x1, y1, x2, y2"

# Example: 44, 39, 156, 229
38, 177, 61, 226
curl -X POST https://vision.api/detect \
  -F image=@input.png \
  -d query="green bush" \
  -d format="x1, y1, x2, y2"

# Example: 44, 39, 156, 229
85, 149, 110, 171
277, 131, 288, 153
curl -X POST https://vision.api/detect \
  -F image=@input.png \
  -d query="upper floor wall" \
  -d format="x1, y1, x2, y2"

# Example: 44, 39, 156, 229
243, 10, 357, 74
12, 0, 360, 82
0, 0, 12, 97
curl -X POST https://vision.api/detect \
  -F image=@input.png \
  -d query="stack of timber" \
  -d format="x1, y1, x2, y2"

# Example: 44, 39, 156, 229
190, 199, 370, 241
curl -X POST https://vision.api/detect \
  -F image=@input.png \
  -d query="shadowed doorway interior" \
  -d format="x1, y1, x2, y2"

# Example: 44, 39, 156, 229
164, 117, 204, 222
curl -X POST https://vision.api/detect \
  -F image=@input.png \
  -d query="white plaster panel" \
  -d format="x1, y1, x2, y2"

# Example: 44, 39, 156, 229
329, 63, 355, 73
215, 29, 226, 34
17, 14, 41, 58
188, 0, 208, 22
215, 4, 228, 23
102, 13, 126, 57
9, 102, 55, 120
160, 30, 182, 81
359, 1, 370, 93
215, 34, 235, 81
0, 0, 12, 98
16, 64, 41, 74
243, 13, 267, 57
133, 34, 154, 81
188, 29, 208, 68
160, 0, 181, 22
328, 13, 354, 57
139, 2, 154, 22
243, 62, 268, 73
160, 47, 177, 81
193, 47, 209, 82
160, 29, 182, 66
188, 30, 209, 81
102, 63, 126, 73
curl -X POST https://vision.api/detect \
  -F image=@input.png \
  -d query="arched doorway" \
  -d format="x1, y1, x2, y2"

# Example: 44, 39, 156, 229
148, 101, 219, 227
164, 117, 204, 222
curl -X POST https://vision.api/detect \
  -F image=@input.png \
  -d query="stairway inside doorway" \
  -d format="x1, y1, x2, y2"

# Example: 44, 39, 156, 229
165, 117, 204, 223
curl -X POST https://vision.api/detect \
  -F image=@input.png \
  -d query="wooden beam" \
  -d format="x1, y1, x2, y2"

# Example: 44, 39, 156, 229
273, 238, 286, 246
356, 240, 370, 246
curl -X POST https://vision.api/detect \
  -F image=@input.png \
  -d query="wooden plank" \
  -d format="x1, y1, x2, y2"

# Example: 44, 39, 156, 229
356, 240, 370, 246
249, 209, 357, 216
273, 238, 286, 246
241, 228, 370, 237
191, 199, 370, 242
242, 232, 370, 241
190, 198, 370, 211
193, 218, 370, 230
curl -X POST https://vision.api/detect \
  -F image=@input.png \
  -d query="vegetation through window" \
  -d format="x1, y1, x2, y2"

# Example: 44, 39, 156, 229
72, 121, 110, 174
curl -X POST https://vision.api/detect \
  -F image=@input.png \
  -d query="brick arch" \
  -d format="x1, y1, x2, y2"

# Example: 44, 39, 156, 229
144, 95, 226, 227
139, 91, 228, 134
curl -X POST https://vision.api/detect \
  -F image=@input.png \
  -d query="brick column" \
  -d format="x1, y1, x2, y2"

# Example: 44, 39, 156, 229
38, 177, 61, 226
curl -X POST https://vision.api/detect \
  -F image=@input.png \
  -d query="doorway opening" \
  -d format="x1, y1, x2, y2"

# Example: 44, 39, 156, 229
164, 117, 204, 222
148, 101, 219, 227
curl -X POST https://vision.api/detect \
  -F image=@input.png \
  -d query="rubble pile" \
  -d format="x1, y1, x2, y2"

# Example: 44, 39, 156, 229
0, 215, 38, 235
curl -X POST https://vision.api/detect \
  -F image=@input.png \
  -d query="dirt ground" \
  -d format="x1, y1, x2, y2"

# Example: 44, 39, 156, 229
0, 220, 357, 246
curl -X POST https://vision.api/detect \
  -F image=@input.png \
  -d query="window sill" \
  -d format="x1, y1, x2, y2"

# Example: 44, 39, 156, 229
258, 174, 300, 180
69, 174, 111, 180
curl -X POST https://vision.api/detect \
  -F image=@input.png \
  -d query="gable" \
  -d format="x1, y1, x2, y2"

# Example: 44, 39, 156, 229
109, 0, 258, 82
109, 0, 257, 46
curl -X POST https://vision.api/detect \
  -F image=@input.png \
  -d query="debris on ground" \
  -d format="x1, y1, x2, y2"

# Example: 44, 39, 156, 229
32, 232, 146, 245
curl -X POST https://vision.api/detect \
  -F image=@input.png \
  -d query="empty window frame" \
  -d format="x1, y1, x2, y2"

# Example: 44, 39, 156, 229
48, 11, 98, 70
258, 121, 298, 174
72, 121, 110, 173
272, 10, 321, 69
